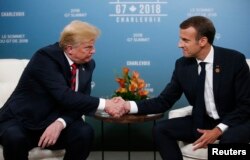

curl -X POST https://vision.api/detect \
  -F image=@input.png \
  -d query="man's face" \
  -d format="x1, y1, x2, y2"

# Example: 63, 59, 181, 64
66, 39, 96, 64
178, 27, 202, 59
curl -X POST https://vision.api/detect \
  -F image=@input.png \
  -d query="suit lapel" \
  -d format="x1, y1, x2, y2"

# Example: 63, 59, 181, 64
78, 64, 91, 93
213, 47, 222, 102
190, 61, 198, 93
48, 43, 72, 86
189, 59, 199, 96
58, 54, 71, 86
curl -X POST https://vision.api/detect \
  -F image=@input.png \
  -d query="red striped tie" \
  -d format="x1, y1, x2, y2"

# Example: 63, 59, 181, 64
71, 63, 78, 91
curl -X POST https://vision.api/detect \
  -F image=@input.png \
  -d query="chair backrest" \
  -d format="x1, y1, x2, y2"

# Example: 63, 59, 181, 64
0, 59, 29, 107
246, 59, 250, 67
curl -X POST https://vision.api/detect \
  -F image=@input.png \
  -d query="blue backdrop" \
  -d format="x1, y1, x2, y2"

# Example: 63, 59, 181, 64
1, 0, 250, 150
1, 0, 249, 106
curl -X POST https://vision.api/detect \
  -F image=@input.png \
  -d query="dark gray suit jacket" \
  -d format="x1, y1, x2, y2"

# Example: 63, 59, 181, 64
136, 46, 250, 127
0, 42, 99, 133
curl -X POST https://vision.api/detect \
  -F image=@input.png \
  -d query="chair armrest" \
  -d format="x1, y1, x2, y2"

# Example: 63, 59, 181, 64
168, 105, 193, 119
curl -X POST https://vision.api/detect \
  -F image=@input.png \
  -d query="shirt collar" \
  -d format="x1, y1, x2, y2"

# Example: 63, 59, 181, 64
64, 52, 74, 66
196, 46, 214, 65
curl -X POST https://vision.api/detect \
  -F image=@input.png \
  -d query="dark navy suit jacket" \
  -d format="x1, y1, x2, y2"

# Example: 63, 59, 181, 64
0, 42, 99, 133
136, 46, 250, 127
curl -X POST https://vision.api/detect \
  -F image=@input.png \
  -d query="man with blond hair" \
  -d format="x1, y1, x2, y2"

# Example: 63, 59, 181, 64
0, 20, 124, 160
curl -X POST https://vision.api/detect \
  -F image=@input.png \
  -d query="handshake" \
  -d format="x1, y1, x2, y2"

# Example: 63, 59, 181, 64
104, 97, 131, 118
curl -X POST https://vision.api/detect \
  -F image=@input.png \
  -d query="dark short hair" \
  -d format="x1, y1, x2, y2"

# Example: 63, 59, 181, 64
180, 16, 216, 44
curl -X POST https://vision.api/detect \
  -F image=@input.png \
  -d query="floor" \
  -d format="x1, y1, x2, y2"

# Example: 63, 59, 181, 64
87, 151, 162, 160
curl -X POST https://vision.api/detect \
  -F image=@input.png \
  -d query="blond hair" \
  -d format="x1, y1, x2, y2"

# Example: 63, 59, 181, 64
59, 20, 101, 49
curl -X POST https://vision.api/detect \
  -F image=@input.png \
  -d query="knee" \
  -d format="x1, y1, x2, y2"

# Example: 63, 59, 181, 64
153, 121, 168, 138
2, 127, 28, 149
74, 124, 94, 144
153, 123, 162, 137
220, 133, 243, 143
81, 125, 94, 140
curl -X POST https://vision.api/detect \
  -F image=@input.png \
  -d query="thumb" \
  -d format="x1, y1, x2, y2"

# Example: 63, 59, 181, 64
197, 128, 205, 134
111, 97, 122, 103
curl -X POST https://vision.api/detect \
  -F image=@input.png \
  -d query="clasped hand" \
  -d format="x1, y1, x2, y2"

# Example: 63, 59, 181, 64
104, 97, 130, 118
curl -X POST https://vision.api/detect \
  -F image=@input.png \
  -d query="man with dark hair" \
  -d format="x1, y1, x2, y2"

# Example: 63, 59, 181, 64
121, 16, 250, 160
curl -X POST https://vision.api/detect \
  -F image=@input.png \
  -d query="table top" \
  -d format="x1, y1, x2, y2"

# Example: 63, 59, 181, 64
94, 112, 164, 124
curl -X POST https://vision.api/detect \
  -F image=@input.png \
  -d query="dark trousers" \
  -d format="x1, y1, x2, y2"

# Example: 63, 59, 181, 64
153, 116, 250, 160
0, 119, 94, 160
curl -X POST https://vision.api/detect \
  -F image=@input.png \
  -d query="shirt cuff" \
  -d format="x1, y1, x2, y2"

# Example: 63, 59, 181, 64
216, 123, 228, 133
56, 118, 66, 129
129, 101, 138, 114
97, 98, 106, 111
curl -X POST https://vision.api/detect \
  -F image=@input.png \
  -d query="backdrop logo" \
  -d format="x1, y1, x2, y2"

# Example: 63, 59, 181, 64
126, 33, 150, 42
187, 8, 217, 17
91, 81, 95, 89
215, 33, 221, 41
109, 0, 168, 23
1, 11, 25, 17
145, 83, 154, 94
64, 8, 87, 18
0, 34, 28, 44
126, 60, 151, 66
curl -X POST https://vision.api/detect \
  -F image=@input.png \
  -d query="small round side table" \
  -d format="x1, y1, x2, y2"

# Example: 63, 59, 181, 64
94, 112, 164, 160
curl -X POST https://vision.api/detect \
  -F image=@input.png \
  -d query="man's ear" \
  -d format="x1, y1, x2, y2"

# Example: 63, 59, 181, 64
199, 37, 208, 47
65, 45, 73, 55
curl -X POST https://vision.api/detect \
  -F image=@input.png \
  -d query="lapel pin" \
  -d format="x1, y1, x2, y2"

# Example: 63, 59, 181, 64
215, 65, 220, 73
